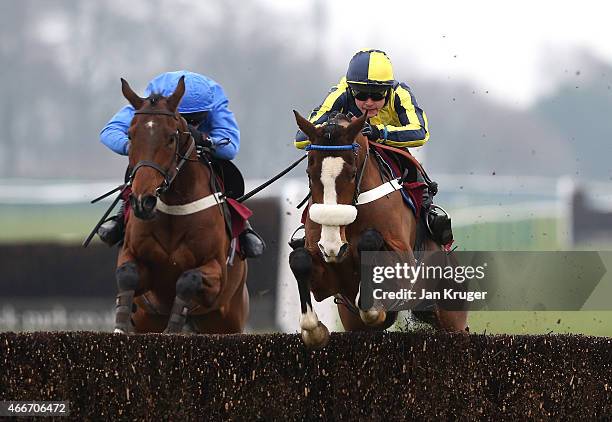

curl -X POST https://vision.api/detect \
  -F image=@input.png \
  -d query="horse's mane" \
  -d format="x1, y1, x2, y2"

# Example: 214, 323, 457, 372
146, 93, 165, 107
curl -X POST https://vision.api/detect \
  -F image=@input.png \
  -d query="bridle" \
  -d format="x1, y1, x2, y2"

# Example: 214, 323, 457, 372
305, 140, 369, 206
128, 109, 197, 196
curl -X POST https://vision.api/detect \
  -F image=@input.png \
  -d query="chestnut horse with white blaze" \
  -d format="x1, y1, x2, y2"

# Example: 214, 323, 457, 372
290, 111, 467, 348
113, 76, 248, 334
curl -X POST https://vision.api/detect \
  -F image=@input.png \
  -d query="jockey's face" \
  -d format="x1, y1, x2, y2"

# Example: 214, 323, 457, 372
355, 96, 385, 118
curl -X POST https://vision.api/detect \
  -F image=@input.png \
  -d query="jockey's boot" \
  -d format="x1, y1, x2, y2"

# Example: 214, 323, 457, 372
97, 200, 126, 246
239, 220, 266, 258
427, 205, 453, 246
420, 172, 453, 247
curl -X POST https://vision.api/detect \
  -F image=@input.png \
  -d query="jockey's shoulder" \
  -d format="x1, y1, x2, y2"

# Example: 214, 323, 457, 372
392, 81, 418, 95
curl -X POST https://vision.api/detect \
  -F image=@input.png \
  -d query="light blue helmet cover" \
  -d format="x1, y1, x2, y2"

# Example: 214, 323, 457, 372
144, 70, 214, 113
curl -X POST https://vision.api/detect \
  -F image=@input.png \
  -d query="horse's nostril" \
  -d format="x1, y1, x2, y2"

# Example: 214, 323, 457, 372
337, 243, 349, 259
142, 195, 157, 213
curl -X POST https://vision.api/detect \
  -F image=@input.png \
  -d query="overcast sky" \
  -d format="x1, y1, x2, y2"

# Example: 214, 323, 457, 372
259, 0, 612, 108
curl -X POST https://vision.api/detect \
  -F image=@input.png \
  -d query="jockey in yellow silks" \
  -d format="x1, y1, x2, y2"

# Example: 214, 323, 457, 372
295, 49, 453, 248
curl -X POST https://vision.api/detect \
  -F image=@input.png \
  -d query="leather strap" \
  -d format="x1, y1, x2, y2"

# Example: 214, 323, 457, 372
368, 140, 426, 176
355, 178, 403, 205
156, 192, 224, 215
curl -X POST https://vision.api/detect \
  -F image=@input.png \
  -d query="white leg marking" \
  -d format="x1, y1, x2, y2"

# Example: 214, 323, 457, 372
299, 304, 320, 331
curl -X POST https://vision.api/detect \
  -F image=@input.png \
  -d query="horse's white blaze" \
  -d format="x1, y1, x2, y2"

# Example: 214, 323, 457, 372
317, 157, 347, 259
320, 157, 344, 204
299, 304, 319, 331
319, 225, 343, 262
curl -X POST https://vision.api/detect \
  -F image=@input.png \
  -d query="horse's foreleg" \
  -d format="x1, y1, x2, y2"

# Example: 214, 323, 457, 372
164, 269, 204, 333
164, 260, 223, 333
114, 261, 139, 334
289, 247, 329, 349
356, 229, 387, 327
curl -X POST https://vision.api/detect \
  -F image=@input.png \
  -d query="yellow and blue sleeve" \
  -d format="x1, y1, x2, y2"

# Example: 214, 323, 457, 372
377, 84, 429, 148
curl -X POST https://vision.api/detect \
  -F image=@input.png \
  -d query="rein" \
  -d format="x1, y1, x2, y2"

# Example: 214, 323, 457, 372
353, 144, 369, 205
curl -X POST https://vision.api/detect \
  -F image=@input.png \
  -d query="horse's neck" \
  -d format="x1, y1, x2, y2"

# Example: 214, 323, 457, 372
162, 157, 213, 204
360, 145, 387, 191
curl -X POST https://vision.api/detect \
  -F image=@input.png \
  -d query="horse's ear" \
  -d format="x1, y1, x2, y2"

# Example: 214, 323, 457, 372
121, 78, 144, 110
345, 112, 368, 141
167, 75, 186, 111
293, 110, 318, 143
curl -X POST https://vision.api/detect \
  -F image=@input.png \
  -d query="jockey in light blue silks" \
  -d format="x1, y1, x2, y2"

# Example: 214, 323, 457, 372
98, 70, 265, 257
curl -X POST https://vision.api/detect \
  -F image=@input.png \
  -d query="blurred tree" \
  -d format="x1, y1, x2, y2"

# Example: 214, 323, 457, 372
532, 55, 612, 181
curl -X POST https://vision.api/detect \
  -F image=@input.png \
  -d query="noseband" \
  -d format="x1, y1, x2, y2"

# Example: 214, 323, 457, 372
128, 109, 196, 196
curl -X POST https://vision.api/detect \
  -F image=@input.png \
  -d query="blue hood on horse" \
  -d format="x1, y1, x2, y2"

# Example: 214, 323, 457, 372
144, 70, 215, 113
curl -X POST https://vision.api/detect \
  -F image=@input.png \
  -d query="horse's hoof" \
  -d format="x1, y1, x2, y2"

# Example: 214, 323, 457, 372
301, 322, 330, 349
113, 325, 133, 334
359, 308, 387, 327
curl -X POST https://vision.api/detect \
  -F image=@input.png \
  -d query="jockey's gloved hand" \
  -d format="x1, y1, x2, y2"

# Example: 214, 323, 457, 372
361, 122, 381, 141
196, 136, 216, 157
201, 136, 215, 148
188, 125, 204, 143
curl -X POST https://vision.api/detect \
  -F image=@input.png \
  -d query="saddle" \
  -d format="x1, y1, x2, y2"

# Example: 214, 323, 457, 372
368, 142, 428, 218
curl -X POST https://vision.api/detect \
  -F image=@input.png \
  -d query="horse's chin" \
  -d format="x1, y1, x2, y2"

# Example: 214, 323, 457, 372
133, 210, 157, 221
322, 254, 348, 264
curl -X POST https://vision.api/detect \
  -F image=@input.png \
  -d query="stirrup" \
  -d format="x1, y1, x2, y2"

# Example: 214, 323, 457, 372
426, 204, 453, 245
288, 224, 305, 250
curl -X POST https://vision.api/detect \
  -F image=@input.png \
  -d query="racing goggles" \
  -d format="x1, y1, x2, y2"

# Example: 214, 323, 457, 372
351, 88, 388, 101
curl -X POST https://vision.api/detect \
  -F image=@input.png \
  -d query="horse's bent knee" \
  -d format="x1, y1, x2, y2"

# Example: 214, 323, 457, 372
116, 262, 139, 291
358, 229, 384, 253
289, 248, 312, 279
176, 269, 203, 299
